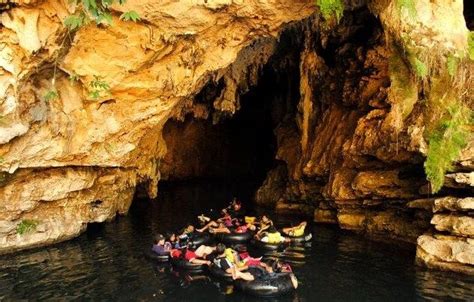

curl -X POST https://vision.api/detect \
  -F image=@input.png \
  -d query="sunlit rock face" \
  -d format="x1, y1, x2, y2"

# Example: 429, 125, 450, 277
0, 0, 316, 254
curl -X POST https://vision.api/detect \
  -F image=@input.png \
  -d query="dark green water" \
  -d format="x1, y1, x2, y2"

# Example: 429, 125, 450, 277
0, 182, 473, 301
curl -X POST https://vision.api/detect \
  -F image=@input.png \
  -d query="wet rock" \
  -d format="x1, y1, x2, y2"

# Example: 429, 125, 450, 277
314, 208, 338, 224
433, 197, 474, 213
416, 234, 474, 274
431, 214, 474, 237
255, 164, 288, 206
444, 173, 474, 189
275, 199, 314, 216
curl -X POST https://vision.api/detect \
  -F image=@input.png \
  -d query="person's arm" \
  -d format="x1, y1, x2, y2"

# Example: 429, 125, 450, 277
257, 224, 270, 234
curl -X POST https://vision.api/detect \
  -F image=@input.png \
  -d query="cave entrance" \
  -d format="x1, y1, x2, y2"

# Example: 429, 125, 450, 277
160, 47, 301, 202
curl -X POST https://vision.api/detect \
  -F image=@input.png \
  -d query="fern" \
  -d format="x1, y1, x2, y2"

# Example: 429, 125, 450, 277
424, 104, 472, 193
316, 0, 344, 23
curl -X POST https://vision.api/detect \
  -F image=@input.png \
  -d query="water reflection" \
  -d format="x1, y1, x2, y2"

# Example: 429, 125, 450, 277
0, 181, 473, 301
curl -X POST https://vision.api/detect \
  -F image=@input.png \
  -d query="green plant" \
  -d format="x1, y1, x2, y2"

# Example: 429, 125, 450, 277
17, 219, 39, 235
315, 0, 344, 23
412, 57, 427, 78
64, 0, 140, 29
424, 104, 472, 193
396, 0, 417, 19
89, 75, 110, 99
120, 10, 140, 22
44, 89, 59, 102
447, 54, 458, 77
468, 31, 474, 61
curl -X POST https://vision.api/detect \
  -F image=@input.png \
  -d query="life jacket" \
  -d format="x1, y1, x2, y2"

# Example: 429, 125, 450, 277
289, 224, 305, 237
267, 231, 284, 243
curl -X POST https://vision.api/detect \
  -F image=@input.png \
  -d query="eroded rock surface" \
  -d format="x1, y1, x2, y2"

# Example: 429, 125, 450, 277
0, 0, 316, 254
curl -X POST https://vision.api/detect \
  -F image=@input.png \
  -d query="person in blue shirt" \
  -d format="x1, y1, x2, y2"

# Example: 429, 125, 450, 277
152, 234, 170, 256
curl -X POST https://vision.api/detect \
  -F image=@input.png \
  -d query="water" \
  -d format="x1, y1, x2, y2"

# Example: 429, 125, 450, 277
0, 181, 473, 301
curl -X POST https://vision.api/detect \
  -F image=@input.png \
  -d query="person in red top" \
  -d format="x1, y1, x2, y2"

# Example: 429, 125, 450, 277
170, 245, 213, 266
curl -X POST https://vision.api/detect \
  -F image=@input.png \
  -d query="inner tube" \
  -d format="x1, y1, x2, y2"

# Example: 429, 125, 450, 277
189, 232, 212, 247
209, 264, 233, 282
214, 231, 253, 244
283, 231, 312, 243
235, 273, 296, 297
250, 239, 285, 251
144, 250, 170, 262
170, 257, 206, 272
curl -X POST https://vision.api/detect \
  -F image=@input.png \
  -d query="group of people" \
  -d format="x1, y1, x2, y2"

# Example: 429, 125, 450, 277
150, 198, 306, 289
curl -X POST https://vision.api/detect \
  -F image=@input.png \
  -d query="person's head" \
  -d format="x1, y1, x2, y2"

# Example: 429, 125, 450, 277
216, 243, 226, 255
169, 233, 176, 242
232, 199, 242, 211
235, 244, 247, 253
221, 208, 228, 216
261, 215, 270, 223
154, 234, 165, 245
185, 225, 195, 233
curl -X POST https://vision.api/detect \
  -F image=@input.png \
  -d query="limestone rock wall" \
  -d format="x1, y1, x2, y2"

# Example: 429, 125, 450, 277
0, 0, 316, 254
255, 1, 473, 274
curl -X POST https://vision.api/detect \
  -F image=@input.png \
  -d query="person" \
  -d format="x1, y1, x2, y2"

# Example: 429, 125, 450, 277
171, 245, 212, 266
197, 209, 236, 233
257, 225, 287, 243
256, 215, 273, 235
152, 234, 171, 255
177, 224, 195, 244
213, 243, 254, 281
168, 233, 183, 249
270, 259, 293, 273
282, 221, 307, 237
235, 245, 273, 272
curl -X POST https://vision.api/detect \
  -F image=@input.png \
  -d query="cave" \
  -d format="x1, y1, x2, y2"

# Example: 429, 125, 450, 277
0, 1, 473, 299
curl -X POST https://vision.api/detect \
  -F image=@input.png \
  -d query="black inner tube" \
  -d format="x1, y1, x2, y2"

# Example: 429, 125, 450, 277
215, 231, 253, 244
250, 239, 285, 251
235, 273, 295, 297
144, 250, 170, 262
170, 257, 207, 272
283, 231, 312, 243
209, 265, 233, 282
189, 232, 212, 247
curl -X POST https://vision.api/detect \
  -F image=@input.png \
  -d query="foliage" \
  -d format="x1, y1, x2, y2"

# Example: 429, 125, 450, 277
120, 10, 140, 22
315, 0, 344, 23
44, 89, 59, 102
388, 50, 418, 119
17, 219, 39, 235
468, 31, 474, 61
396, 0, 417, 19
65, 0, 140, 29
424, 104, 472, 193
412, 57, 427, 78
89, 75, 110, 99
446, 54, 458, 77
69, 73, 80, 83
64, 11, 89, 30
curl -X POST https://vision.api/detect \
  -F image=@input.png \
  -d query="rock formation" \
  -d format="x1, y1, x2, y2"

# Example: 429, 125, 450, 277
0, 0, 472, 275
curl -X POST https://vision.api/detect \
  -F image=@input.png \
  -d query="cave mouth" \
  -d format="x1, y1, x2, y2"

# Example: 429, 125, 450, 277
159, 45, 301, 201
